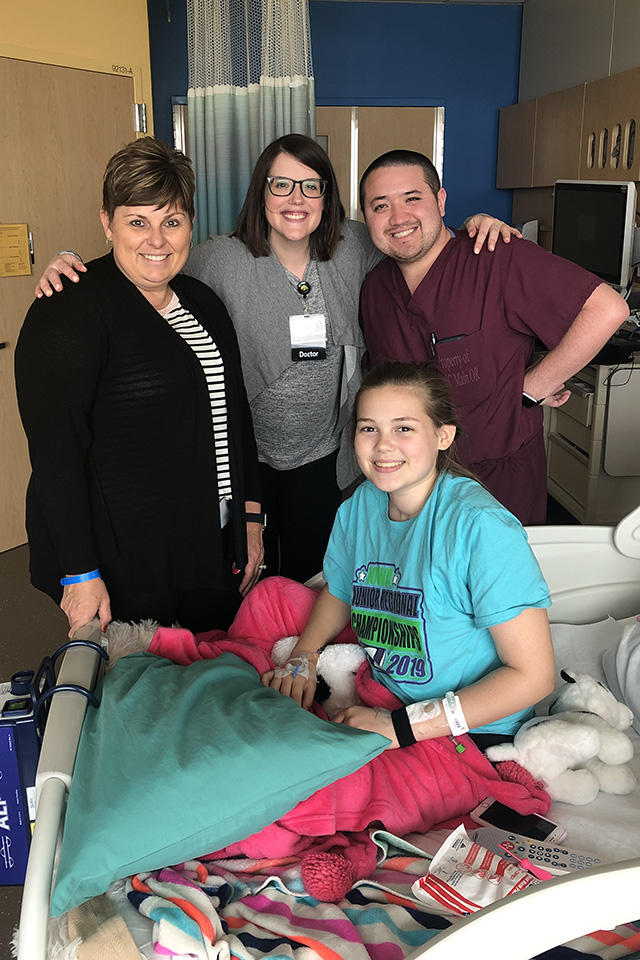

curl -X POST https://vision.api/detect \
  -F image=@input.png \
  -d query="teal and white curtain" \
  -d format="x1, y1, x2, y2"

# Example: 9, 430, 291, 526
187, 0, 316, 242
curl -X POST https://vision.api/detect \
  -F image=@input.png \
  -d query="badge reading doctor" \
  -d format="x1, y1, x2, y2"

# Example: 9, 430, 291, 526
289, 312, 327, 361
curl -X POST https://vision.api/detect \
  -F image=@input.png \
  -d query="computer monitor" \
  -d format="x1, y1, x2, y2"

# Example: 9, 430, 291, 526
551, 180, 637, 290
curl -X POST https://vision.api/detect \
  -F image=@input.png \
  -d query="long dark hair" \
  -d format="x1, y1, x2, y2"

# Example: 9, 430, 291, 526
233, 134, 345, 260
354, 361, 477, 481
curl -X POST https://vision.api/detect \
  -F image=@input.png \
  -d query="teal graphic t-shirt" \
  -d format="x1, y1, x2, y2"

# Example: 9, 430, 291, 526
323, 474, 551, 735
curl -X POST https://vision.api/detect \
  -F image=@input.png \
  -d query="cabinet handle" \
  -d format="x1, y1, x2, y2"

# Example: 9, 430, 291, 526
567, 378, 594, 398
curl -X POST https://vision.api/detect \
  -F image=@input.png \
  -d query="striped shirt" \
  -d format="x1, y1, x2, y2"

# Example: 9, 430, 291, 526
160, 293, 231, 501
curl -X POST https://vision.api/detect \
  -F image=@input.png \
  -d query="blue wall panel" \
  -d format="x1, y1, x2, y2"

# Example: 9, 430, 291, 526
309, 1, 522, 226
145, 1, 521, 224
147, 0, 189, 147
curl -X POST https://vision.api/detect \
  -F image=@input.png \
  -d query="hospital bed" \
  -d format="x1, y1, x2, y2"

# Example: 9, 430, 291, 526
16, 505, 640, 960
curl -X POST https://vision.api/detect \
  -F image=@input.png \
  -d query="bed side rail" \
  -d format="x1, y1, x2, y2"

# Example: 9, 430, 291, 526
526, 510, 640, 623
409, 856, 640, 959
17, 621, 104, 960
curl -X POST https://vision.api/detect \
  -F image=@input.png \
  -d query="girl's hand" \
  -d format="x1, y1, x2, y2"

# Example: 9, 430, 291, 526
333, 705, 398, 747
239, 520, 264, 595
261, 651, 318, 710
61, 578, 111, 638
35, 253, 86, 298
464, 215, 522, 254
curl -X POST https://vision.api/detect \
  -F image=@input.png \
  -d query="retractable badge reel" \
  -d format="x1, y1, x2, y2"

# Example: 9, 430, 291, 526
289, 279, 327, 361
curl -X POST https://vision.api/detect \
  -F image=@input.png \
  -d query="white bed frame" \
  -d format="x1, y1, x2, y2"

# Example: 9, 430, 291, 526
18, 505, 640, 960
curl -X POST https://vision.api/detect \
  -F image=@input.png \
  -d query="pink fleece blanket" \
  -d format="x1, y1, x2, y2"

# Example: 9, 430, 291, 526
149, 577, 549, 870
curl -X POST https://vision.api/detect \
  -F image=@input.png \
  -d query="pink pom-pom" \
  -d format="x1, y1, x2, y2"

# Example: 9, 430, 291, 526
301, 851, 354, 902
496, 760, 547, 793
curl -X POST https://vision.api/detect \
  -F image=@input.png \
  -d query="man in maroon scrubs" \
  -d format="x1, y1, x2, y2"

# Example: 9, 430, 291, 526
359, 150, 629, 524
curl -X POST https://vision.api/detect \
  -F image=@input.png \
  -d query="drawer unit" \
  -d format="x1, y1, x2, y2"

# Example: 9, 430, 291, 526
562, 374, 595, 427
546, 361, 640, 524
547, 434, 589, 504
551, 411, 592, 457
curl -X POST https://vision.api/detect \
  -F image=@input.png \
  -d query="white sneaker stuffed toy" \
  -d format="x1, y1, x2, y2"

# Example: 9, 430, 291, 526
486, 669, 636, 805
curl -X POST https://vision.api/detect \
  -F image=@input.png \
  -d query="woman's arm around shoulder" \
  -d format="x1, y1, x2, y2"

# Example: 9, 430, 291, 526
340, 219, 384, 274
182, 234, 250, 294
35, 251, 87, 298
463, 214, 522, 254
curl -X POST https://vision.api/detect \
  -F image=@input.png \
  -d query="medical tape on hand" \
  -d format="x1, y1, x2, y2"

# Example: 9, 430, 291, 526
400, 699, 442, 744
442, 691, 469, 736
273, 654, 314, 681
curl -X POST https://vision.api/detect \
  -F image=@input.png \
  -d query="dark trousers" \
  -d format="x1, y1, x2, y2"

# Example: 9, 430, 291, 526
470, 431, 547, 526
260, 450, 340, 584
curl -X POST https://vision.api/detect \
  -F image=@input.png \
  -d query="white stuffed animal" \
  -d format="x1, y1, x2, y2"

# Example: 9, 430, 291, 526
272, 636, 365, 718
486, 669, 636, 805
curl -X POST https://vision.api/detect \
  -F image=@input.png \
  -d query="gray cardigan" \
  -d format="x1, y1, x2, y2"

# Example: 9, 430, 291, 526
184, 220, 382, 487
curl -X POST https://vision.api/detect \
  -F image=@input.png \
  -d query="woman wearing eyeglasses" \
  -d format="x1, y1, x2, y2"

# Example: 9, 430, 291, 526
188, 136, 379, 583
36, 135, 514, 583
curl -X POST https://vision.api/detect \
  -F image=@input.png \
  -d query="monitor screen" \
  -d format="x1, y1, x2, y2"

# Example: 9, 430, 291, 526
552, 180, 637, 289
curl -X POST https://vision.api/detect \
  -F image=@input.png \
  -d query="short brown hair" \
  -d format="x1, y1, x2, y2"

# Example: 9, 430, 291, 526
233, 134, 345, 260
359, 150, 441, 210
102, 137, 195, 220
354, 360, 475, 480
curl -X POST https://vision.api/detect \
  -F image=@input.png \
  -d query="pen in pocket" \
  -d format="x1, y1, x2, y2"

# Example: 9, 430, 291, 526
429, 332, 467, 359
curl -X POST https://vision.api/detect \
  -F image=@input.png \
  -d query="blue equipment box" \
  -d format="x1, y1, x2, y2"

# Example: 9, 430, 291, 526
0, 681, 40, 884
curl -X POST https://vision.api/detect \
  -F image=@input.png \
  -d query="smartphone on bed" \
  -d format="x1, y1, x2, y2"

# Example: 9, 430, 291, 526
470, 797, 567, 843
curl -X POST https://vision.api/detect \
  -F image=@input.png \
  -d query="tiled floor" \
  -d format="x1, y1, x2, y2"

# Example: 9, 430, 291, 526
0, 544, 67, 957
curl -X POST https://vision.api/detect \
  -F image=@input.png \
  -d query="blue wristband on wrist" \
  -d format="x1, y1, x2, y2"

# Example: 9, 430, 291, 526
60, 569, 101, 586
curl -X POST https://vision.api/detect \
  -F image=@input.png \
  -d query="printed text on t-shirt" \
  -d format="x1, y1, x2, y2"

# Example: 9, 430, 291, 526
351, 562, 432, 688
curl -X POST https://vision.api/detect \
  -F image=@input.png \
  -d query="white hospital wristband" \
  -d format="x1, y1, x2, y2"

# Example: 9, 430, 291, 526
442, 691, 469, 736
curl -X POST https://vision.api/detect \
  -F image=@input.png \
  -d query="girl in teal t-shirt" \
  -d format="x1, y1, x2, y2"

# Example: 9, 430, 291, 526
263, 361, 555, 747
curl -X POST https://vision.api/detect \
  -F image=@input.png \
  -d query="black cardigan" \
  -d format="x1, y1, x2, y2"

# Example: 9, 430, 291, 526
15, 253, 261, 602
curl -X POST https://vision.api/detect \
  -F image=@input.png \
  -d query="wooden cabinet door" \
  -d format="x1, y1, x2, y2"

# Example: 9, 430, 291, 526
357, 106, 438, 189
315, 107, 352, 220
317, 105, 439, 221
0, 58, 135, 552
496, 99, 536, 189
533, 85, 585, 186
580, 67, 640, 180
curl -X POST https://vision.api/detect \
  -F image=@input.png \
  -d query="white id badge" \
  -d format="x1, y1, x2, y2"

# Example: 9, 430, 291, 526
289, 313, 327, 361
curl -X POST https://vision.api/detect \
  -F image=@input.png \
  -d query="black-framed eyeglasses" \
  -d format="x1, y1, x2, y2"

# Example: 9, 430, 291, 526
266, 176, 327, 198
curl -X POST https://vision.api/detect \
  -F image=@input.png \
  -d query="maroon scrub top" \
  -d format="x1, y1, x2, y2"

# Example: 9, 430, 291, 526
360, 232, 602, 524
